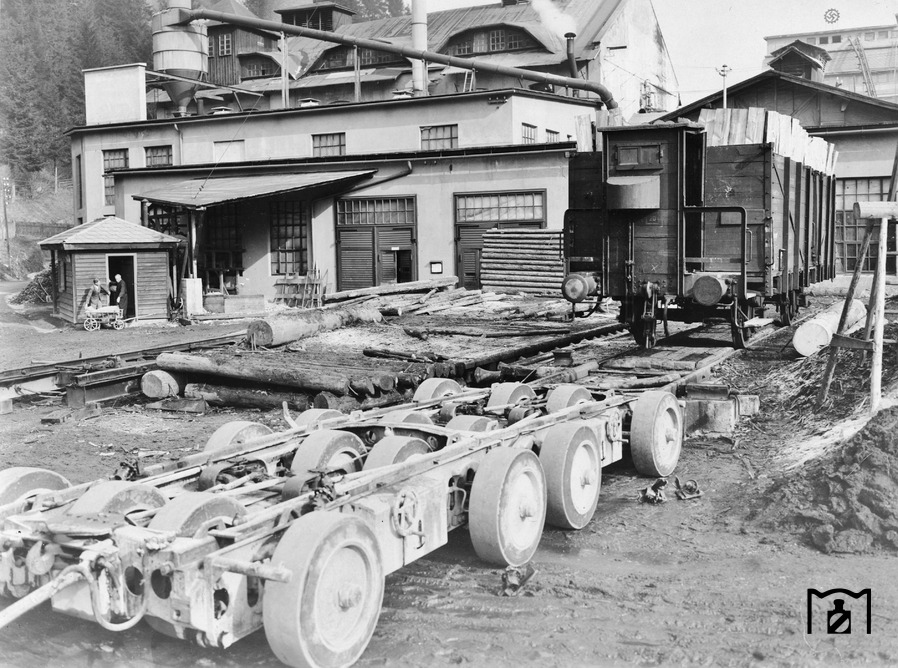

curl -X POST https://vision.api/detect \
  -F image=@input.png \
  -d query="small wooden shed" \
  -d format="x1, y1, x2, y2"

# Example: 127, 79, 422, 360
39, 217, 183, 323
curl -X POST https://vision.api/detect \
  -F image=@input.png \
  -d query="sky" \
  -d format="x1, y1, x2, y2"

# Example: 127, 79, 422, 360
420, 0, 898, 105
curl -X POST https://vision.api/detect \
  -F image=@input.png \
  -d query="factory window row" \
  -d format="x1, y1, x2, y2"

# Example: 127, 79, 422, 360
805, 30, 895, 46
447, 28, 536, 56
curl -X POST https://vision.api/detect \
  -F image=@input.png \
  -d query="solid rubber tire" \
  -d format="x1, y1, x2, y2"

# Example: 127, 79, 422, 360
205, 421, 273, 453
0, 467, 71, 505
469, 448, 546, 567
290, 430, 365, 480
362, 436, 430, 470
629, 391, 683, 477
539, 423, 602, 530
263, 512, 384, 668
413, 378, 462, 402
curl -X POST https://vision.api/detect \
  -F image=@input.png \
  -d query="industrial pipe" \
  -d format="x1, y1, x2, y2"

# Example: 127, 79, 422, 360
161, 7, 618, 109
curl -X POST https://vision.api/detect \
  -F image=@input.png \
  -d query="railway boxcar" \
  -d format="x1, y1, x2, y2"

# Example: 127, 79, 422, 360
562, 120, 837, 348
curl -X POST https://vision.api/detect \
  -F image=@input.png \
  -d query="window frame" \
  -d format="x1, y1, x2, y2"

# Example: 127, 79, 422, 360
522, 123, 537, 145
312, 132, 347, 157
269, 200, 310, 276
102, 148, 129, 206
145, 145, 173, 168
546, 129, 560, 143
454, 190, 547, 226
420, 124, 459, 150
219, 33, 232, 56
335, 196, 417, 227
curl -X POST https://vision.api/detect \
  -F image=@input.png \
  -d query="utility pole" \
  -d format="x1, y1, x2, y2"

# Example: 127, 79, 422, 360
716, 64, 732, 109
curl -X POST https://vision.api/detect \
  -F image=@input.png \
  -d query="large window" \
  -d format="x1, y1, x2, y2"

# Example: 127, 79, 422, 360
270, 201, 309, 275
145, 145, 173, 168
336, 197, 416, 226
835, 177, 890, 272
312, 133, 346, 157
455, 191, 545, 224
147, 204, 187, 238
102, 149, 128, 205
315, 46, 403, 71
421, 124, 458, 150
242, 58, 276, 79
546, 129, 560, 143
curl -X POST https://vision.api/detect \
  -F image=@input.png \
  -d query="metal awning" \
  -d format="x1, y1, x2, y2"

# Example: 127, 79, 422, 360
132, 171, 375, 209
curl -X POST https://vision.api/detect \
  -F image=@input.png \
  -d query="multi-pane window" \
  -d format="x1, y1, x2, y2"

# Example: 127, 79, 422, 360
819, 36, 829, 44
455, 191, 545, 224
359, 48, 402, 66
242, 59, 275, 78
831, 35, 841, 43
421, 124, 458, 150
102, 149, 128, 205
522, 123, 537, 144
206, 204, 243, 252
145, 145, 173, 168
219, 33, 232, 56
448, 28, 535, 56
208, 36, 215, 56
835, 177, 890, 272
864, 32, 876, 41
147, 204, 188, 238
312, 133, 346, 157
489, 29, 506, 52
270, 201, 309, 275
336, 198, 416, 226
546, 129, 560, 143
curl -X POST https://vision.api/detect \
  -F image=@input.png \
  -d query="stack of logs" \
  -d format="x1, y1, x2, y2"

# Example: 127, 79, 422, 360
480, 229, 565, 295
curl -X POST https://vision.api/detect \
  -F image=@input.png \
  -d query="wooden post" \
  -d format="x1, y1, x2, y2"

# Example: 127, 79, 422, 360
853, 201, 898, 413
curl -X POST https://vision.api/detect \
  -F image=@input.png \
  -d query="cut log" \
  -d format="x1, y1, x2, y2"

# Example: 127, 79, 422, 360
323, 277, 458, 303
792, 299, 866, 357
140, 370, 185, 399
246, 305, 383, 347
157, 352, 359, 395
312, 390, 412, 412
184, 382, 310, 411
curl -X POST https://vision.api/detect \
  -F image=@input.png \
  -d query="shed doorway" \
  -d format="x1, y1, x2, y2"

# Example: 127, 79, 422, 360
107, 254, 136, 318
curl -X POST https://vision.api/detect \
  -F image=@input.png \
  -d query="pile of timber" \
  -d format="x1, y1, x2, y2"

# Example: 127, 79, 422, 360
479, 229, 565, 295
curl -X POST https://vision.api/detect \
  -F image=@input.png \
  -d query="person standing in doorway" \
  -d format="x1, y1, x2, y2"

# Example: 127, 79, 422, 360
114, 273, 129, 316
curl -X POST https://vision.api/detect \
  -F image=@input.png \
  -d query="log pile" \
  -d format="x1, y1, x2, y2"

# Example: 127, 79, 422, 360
480, 229, 565, 295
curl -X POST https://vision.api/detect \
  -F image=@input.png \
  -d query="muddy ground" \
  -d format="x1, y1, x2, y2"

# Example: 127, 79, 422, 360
0, 283, 897, 667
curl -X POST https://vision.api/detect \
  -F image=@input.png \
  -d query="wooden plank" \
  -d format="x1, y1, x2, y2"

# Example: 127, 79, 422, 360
727, 108, 748, 145
745, 107, 766, 144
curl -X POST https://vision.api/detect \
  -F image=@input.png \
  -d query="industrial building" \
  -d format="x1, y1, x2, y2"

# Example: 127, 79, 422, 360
65, 0, 678, 316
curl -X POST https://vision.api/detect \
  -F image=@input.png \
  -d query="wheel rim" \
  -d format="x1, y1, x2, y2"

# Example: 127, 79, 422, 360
500, 459, 544, 555
327, 449, 361, 475
569, 438, 600, 515
653, 405, 682, 473
314, 540, 375, 652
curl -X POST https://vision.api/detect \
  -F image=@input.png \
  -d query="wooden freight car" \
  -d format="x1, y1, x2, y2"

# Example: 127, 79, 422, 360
562, 116, 837, 348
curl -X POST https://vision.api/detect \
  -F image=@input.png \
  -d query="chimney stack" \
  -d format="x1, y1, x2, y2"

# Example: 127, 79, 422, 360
411, 0, 428, 96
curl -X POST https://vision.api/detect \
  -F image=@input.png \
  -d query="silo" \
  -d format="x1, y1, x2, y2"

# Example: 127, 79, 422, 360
152, 0, 208, 115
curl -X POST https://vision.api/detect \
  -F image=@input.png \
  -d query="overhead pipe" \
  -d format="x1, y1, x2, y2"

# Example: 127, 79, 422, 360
160, 7, 618, 109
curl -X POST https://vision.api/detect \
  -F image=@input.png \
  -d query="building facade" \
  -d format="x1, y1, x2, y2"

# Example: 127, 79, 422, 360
70, 88, 595, 297
764, 18, 898, 101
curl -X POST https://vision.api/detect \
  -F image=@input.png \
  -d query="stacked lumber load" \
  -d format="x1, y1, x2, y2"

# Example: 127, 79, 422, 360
698, 108, 837, 174
480, 229, 565, 295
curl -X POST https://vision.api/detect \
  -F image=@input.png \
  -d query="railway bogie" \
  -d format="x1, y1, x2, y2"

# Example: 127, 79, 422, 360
0, 381, 684, 667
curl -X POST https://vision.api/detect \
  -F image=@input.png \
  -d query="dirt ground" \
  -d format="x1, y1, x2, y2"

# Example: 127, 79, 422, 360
1, 284, 897, 667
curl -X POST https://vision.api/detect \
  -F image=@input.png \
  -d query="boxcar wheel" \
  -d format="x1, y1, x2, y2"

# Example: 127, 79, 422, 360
539, 423, 601, 530
205, 421, 273, 453
469, 448, 546, 566
629, 391, 683, 477
263, 512, 384, 668
362, 435, 430, 470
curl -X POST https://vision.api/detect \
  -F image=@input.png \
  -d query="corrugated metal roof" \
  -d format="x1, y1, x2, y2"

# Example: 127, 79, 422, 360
39, 216, 183, 248
132, 171, 375, 208
827, 47, 897, 72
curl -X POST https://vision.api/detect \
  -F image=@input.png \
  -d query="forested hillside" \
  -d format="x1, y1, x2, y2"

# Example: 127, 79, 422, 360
0, 0, 408, 191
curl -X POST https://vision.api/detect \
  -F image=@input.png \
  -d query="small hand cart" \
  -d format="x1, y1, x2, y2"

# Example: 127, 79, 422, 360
83, 306, 125, 331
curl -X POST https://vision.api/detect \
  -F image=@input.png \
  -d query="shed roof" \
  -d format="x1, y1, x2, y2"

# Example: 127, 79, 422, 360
132, 170, 375, 208
39, 216, 183, 250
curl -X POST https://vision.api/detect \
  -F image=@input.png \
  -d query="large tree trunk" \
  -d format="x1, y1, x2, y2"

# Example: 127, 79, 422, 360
313, 390, 411, 413
246, 305, 384, 347
184, 382, 310, 411
324, 277, 457, 303
793, 299, 866, 357
157, 352, 364, 395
